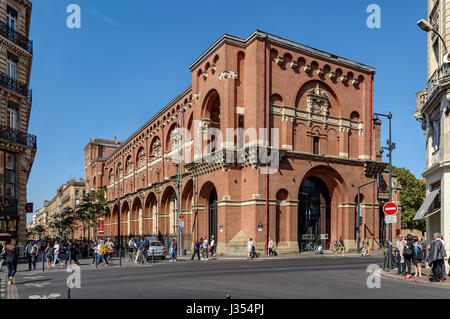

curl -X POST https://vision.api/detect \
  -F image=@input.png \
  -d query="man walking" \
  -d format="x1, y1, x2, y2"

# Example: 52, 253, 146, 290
427, 232, 447, 282
25, 241, 39, 271
170, 237, 177, 262
191, 237, 201, 260
210, 236, 216, 257
396, 235, 406, 275
201, 237, 208, 260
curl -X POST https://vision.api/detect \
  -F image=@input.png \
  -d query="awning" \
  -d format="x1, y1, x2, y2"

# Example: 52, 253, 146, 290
413, 188, 440, 221
424, 208, 441, 219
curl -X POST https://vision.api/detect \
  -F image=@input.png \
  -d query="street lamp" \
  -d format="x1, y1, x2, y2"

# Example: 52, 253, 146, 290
373, 112, 395, 270
417, 19, 449, 54
356, 178, 378, 253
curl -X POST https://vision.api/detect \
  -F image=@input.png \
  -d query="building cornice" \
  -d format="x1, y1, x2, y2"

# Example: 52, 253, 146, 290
190, 30, 376, 74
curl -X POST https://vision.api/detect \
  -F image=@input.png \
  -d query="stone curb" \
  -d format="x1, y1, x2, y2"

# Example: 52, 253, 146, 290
380, 271, 450, 289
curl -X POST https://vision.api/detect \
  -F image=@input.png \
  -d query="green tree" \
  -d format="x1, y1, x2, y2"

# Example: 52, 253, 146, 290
48, 207, 79, 240
33, 225, 45, 239
392, 166, 426, 233
76, 189, 108, 241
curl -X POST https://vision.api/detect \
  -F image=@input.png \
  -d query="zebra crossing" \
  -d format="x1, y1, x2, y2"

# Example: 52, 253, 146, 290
0, 275, 6, 299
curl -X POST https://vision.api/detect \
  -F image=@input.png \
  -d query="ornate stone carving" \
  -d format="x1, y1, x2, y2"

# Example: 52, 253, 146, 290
328, 72, 336, 80
201, 72, 208, 80
290, 61, 298, 69
209, 64, 216, 73
21, 148, 33, 175
152, 139, 161, 157
218, 71, 238, 80
306, 83, 330, 128
275, 57, 284, 65
303, 65, 311, 73
340, 75, 348, 84
316, 68, 324, 76
351, 79, 359, 86
198, 118, 212, 133
192, 93, 200, 100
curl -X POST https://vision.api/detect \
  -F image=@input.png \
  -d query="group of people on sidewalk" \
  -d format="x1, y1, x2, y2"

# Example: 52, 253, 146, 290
128, 237, 151, 264
191, 236, 215, 260
396, 232, 447, 282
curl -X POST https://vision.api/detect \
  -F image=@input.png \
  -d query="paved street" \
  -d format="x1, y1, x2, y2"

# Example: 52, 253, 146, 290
2, 254, 449, 299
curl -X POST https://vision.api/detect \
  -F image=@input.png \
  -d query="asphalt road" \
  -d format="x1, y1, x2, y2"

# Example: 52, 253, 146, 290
3, 255, 449, 299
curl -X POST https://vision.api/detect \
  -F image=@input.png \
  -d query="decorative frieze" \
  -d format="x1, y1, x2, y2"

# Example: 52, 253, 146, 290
218, 70, 238, 80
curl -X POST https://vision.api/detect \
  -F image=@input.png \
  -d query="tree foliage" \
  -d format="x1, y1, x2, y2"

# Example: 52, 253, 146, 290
392, 166, 426, 232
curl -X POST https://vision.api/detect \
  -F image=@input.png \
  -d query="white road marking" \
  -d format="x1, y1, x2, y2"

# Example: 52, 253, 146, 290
25, 282, 50, 288
29, 293, 60, 299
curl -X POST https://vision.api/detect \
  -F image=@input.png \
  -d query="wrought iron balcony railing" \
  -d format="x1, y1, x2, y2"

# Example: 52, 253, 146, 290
0, 72, 31, 102
0, 124, 36, 148
0, 21, 33, 54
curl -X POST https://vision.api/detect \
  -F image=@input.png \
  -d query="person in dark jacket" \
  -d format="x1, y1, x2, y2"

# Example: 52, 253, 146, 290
403, 234, 414, 279
5, 238, 19, 284
191, 237, 201, 260
427, 232, 447, 282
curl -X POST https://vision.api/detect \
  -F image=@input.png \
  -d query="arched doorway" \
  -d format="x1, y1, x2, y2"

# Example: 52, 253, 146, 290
208, 187, 218, 241
298, 177, 331, 252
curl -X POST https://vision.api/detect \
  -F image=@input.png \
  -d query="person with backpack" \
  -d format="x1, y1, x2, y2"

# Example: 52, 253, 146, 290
25, 240, 39, 271
412, 235, 423, 278
403, 233, 414, 279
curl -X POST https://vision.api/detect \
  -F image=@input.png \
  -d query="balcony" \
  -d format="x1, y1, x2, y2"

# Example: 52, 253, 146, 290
0, 72, 31, 102
414, 89, 427, 120
0, 21, 33, 54
0, 124, 36, 148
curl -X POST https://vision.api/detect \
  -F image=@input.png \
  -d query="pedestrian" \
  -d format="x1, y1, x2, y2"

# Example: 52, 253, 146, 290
439, 235, 447, 280
364, 236, 370, 256
64, 239, 73, 267
44, 242, 53, 270
334, 236, 345, 257
396, 235, 406, 275
247, 238, 254, 260
25, 240, 39, 271
202, 237, 208, 260
268, 237, 274, 256
5, 238, 18, 285
97, 240, 109, 267
128, 237, 136, 261
53, 240, 61, 266
105, 238, 115, 261
427, 232, 446, 282
170, 237, 177, 262
403, 233, 414, 279
143, 237, 150, 263
412, 235, 423, 278
0, 241, 6, 272
210, 236, 215, 257
135, 238, 145, 264
191, 237, 201, 260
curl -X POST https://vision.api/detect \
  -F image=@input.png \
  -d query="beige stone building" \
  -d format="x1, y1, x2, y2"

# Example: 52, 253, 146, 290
414, 0, 450, 251
46, 179, 85, 239
0, 0, 35, 244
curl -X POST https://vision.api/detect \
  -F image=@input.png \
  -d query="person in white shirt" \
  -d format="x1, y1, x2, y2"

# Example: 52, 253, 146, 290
53, 241, 60, 266
247, 238, 254, 260
210, 236, 215, 257
202, 237, 208, 260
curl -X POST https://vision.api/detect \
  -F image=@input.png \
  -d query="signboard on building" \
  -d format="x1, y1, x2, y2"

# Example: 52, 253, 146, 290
25, 203, 33, 213
98, 218, 104, 234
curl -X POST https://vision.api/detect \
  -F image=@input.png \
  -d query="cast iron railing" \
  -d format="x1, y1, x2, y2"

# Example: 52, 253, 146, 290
0, 21, 33, 54
0, 124, 36, 148
0, 72, 31, 101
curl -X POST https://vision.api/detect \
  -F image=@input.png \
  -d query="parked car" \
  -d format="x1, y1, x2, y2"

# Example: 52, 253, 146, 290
147, 241, 166, 260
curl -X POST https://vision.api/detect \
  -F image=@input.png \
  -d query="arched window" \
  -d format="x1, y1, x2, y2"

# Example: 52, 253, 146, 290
138, 148, 146, 168
126, 156, 133, 175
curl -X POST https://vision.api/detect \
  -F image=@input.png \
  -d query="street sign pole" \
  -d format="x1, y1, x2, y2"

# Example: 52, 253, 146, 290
388, 113, 393, 271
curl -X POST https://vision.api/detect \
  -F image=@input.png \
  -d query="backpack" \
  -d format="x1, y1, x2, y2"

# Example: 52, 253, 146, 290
403, 242, 413, 258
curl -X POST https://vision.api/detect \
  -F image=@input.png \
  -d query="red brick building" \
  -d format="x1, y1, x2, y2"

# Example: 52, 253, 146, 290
84, 31, 399, 254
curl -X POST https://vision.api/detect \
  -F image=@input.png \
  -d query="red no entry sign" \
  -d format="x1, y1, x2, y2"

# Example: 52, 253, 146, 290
383, 202, 398, 215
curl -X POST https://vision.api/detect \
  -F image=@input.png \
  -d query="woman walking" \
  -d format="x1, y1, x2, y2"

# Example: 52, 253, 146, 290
44, 242, 53, 270
412, 235, 423, 278
403, 233, 414, 279
5, 239, 19, 284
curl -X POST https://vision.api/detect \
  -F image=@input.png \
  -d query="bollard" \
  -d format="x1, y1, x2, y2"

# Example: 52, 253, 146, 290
67, 287, 71, 299
152, 249, 154, 264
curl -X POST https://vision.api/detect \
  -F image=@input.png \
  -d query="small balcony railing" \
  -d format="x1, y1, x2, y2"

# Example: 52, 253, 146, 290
0, 72, 31, 102
0, 124, 36, 148
0, 21, 33, 54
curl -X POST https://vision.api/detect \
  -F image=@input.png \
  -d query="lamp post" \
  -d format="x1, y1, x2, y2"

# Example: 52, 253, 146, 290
373, 112, 395, 270
417, 19, 448, 54
116, 168, 121, 266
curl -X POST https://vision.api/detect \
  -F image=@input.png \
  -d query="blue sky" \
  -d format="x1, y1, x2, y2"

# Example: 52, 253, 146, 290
26, 0, 428, 221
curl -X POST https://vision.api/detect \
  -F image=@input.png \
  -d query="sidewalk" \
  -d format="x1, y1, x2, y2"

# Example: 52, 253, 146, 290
381, 267, 450, 289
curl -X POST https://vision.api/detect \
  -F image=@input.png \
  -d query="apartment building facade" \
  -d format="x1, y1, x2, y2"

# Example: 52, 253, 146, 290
0, 0, 35, 244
